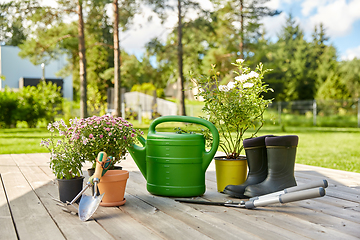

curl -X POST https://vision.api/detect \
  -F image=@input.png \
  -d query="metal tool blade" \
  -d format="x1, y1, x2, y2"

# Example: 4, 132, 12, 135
78, 193, 105, 221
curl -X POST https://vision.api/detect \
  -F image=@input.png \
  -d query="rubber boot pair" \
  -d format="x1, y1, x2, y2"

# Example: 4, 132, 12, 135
224, 135, 298, 198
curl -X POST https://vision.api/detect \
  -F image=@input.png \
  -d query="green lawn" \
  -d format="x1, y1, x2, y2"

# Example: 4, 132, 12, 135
1, 124, 359, 173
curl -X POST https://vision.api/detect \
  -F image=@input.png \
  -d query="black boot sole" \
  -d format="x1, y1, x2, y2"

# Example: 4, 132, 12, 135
223, 189, 249, 199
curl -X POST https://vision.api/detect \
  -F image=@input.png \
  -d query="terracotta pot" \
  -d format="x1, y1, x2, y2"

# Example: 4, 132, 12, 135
57, 176, 84, 203
97, 169, 129, 207
87, 166, 123, 196
214, 156, 247, 193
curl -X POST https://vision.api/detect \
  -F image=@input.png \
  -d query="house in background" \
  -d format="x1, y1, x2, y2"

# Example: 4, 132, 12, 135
0, 45, 72, 100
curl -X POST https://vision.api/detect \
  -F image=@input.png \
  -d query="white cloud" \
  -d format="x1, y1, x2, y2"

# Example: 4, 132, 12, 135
121, 6, 177, 56
264, 0, 282, 9
304, 0, 360, 38
301, 0, 327, 16
342, 45, 360, 60
261, 12, 288, 39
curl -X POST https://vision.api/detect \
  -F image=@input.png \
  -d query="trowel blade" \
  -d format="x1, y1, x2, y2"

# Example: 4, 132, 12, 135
78, 193, 105, 221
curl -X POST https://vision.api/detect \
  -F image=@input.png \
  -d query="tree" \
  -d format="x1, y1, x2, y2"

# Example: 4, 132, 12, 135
145, 0, 208, 115
210, 0, 280, 59
338, 58, 360, 99
77, 0, 88, 118
266, 14, 315, 101
0, 1, 27, 45
113, 0, 121, 117
1, 0, 89, 117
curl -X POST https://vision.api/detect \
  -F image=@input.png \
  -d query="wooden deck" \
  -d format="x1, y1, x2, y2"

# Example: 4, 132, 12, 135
0, 153, 359, 240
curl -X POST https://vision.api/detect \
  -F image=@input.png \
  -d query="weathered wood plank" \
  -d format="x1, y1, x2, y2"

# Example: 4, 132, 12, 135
122, 153, 360, 239
295, 164, 360, 187
204, 175, 360, 239
93, 202, 165, 240
10, 153, 36, 167
126, 171, 307, 240
0, 154, 16, 166
201, 189, 360, 240
18, 165, 116, 240
118, 193, 214, 240
27, 153, 50, 167
0, 165, 65, 240
2, 153, 360, 240
0, 173, 17, 240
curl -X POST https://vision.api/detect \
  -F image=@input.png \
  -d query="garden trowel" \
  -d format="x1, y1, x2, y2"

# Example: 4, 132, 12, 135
78, 151, 112, 221
52, 151, 112, 221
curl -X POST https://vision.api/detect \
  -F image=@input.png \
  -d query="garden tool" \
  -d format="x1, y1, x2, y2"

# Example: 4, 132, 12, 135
128, 115, 219, 197
244, 135, 299, 198
78, 152, 113, 221
51, 152, 112, 220
224, 135, 274, 198
175, 186, 326, 209
249, 179, 328, 201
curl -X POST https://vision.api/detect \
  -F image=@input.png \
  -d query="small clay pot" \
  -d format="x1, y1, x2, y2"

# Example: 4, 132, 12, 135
97, 169, 129, 207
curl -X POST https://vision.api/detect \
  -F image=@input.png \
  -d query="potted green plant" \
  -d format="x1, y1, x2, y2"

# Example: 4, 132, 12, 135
191, 59, 273, 192
69, 114, 143, 206
41, 120, 84, 203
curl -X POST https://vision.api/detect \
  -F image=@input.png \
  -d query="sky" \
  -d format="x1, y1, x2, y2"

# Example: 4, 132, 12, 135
1, 0, 359, 61
120, 0, 360, 61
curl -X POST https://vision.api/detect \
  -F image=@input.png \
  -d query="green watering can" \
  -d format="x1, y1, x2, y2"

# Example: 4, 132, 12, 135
128, 116, 219, 197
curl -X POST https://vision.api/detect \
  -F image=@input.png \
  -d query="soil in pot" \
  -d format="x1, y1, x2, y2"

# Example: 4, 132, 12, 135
214, 156, 247, 193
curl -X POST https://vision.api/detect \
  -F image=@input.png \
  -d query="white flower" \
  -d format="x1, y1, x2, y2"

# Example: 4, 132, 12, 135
235, 75, 249, 83
243, 82, 254, 88
248, 71, 259, 79
219, 85, 230, 92
227, 81, 236, 90
236, 59, 244, 64
235, 71, 259, 83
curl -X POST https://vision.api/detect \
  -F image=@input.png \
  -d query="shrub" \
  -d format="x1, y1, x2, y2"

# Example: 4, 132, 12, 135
0, 88, 19, 128
17, 81, 63, 128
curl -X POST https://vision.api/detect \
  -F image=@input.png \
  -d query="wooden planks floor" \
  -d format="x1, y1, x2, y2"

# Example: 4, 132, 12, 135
0, 153, 359, 240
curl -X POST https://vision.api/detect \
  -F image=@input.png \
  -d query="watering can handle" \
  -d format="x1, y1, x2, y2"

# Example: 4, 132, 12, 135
149, 116, 219, 171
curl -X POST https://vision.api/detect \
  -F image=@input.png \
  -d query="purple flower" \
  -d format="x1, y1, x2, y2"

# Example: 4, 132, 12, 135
131, 133, 135, 137
89, 134, 94, 138
106, 128, 110, 131
100, 135, 103, 139
109, 132, 112, 136
123, 136, 127, 140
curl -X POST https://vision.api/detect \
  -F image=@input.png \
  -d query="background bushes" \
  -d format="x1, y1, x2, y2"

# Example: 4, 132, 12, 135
0, 81, 63, 128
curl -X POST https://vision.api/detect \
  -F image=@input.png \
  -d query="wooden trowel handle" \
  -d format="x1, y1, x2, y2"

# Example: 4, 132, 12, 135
93, 152, 107, 182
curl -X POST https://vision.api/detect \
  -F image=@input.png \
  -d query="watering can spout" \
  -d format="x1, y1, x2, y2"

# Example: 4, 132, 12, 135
128, 136, 147, 179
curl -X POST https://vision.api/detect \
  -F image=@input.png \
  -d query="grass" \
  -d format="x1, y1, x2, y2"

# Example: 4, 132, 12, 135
1, 123, 360, 173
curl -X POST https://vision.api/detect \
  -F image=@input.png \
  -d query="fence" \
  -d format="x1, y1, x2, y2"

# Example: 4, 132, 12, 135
266, 99, 360, 128
107, 90, 177, 120
106, 90, 360, 128
185, 99, 360, 128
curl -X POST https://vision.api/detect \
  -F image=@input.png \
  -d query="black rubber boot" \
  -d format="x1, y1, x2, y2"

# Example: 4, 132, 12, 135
244, 135, 298, 198
223, 135, 274, 198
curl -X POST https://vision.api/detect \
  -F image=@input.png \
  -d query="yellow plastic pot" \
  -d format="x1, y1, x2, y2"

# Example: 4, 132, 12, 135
215, 156, 247, 192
